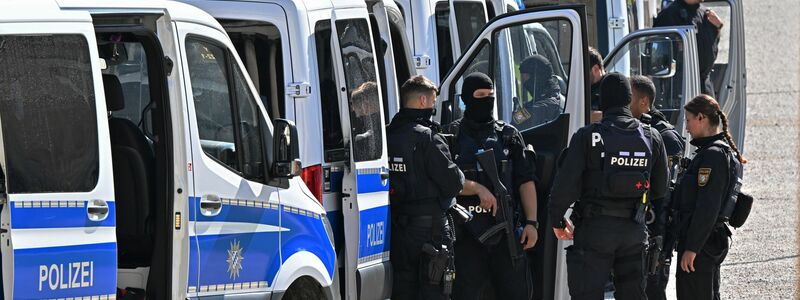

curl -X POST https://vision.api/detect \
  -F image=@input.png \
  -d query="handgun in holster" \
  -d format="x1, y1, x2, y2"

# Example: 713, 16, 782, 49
646, 235, 663, 275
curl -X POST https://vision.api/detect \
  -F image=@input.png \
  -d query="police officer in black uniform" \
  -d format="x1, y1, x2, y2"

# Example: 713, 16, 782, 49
589, 47, 606, 123
629, 75, 686, 300
673, 94, 745, 300
655, 0, 724, 98
442, 73, 538, 300
549, 73, 669, 300
388, 75, 465, 300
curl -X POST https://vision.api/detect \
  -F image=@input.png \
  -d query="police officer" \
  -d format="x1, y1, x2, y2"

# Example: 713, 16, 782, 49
589, 47, 606, 123
515, 54, 562, 129
388, 75, 465, 300
673, 94, 746, 300
655, 0, 724, 98
629, 75, 686, 300
549, 73, 669, 300
442, 73, 538, 300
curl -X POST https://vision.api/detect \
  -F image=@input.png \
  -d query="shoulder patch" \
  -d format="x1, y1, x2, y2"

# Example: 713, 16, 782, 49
698, 168, 712, 187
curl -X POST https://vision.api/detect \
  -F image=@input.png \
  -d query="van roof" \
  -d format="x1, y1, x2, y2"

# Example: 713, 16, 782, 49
190, 0, 367, 13
0, 0, 91, 23
56, 0, 225, 32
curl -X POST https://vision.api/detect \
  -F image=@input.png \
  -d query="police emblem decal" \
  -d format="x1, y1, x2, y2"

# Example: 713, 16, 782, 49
227, 239, 244, 279
698, 168, 711, 187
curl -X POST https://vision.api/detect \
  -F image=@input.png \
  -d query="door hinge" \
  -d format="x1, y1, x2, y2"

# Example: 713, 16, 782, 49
413, 55, 432, 69
609, 18, 626, 29
286, 82, 312, 98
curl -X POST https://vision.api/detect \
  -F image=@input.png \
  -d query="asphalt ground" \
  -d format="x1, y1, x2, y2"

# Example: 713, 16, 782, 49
603, 1, 800, 299
712, 1, 799, 299
667, 1, 799, 299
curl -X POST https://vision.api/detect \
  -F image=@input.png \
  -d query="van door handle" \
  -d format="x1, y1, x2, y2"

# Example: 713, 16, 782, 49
87, 199, 110, 222
200, 194, 223, 217
380, 170, 390, 181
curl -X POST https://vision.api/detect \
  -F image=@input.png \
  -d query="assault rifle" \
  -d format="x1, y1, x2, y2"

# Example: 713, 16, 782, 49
475, 149, 524, 267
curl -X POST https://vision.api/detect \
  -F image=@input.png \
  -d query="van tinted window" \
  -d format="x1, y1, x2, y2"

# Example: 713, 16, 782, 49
336, 19, 384, 162
0, 35, 99, 193
435, 2, 454, 80
453, 2, 487, 53
315, 21, 347, 162
187, 38, 267, 181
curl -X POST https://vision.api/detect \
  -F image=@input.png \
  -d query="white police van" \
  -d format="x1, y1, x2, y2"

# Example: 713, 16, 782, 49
526, 0, 747, 149
171, 0, 415, 298
0, 0, 336, 299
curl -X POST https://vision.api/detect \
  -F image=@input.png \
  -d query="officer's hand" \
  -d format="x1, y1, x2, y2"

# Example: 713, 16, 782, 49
706, 9, 723, 28
552, 220, 574, 240
520, 225, 538, 250
477, 186, 498, 216
680, 251, 697, 273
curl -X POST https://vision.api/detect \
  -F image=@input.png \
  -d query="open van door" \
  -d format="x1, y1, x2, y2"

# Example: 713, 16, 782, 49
0, 4, 117, 299
436, 5, 590, 300
604, 26, 701, 141
329, 13, 393, 300
702, 0, 747, 150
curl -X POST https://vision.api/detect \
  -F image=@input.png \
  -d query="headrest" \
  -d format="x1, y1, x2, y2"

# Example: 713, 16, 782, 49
102, 74, 125, 111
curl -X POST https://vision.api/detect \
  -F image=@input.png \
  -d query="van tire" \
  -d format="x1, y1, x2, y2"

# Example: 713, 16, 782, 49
282, 276, 325, 300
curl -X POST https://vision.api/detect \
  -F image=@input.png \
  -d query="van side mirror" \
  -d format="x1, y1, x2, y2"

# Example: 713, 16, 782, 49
271, 119, 301, 178
643, 39, 676, 79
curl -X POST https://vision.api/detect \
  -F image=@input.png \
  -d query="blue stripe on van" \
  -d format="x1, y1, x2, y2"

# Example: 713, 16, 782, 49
14, 242, 116, 299
356, 172, 389, 194
10, 201, 116, 229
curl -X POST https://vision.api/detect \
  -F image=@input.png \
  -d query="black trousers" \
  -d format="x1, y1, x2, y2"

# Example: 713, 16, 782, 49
451, 227, 532, 300
391, 215, 452, 300
645, 250, 672, 300
676, 227, 730, 300
566, 216, 648, 300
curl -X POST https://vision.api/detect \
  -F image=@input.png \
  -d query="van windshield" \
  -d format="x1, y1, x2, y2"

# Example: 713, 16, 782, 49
335, 19, 384, 163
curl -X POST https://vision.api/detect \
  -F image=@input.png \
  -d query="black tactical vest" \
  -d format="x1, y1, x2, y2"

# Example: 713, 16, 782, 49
387, 120, 449, 213
588, 120, 654, 202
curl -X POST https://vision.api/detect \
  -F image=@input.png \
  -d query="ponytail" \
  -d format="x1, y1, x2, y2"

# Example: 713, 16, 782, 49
717, 110, 748, 164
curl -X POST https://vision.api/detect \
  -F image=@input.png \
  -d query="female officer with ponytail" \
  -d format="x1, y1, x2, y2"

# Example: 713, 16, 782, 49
674, 94, 746, 300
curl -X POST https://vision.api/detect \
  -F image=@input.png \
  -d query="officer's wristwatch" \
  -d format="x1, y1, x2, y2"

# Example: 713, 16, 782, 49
524, 220, 539, 230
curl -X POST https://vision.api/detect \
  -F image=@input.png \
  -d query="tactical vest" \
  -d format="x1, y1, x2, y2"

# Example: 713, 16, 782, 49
587, 120, 654, 203
674, 141, 744, 226
387, 121, 449, 214
449, 121, 517, 244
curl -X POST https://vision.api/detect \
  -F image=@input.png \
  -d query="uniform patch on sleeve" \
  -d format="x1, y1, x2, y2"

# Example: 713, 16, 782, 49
698, 168, 712, 187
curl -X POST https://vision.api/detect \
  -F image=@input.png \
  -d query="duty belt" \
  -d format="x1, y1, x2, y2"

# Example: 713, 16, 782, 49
393, 214, 436, 227
580, 202, 635, 219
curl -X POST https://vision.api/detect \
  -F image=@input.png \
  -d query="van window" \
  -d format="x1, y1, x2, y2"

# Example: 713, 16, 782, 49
0, 34, 99, 193
315, 21, 347, 162
226, 21, 286, 120
186, 38, 267, 181
336, 19, 384, 162
453, 2, 487, 53
368, 15, 391, 124
435, 2, 454, 80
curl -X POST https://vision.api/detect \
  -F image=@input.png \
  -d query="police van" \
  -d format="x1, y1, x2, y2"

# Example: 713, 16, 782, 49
526, 0, 747, 149
171, 0, 416, 298
0, 1, 337, 299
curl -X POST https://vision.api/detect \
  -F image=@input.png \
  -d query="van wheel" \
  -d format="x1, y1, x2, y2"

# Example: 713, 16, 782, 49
283, 276, 325, 300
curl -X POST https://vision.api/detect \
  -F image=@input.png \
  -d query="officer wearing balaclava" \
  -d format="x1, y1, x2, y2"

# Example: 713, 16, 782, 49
515, 55, 562, 129
548, 73, 669, 299
441, 73, 539, 300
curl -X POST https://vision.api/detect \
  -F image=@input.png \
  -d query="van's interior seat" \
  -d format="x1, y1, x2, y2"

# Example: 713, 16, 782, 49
103, 74, 154, 268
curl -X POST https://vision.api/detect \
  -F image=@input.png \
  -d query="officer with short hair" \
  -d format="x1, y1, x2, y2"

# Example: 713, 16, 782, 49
549, 73, 669, 300
589, 47, 606, 123
388, 75, 465, 300
630, 75, 686, 300
443, 73, 539, 300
